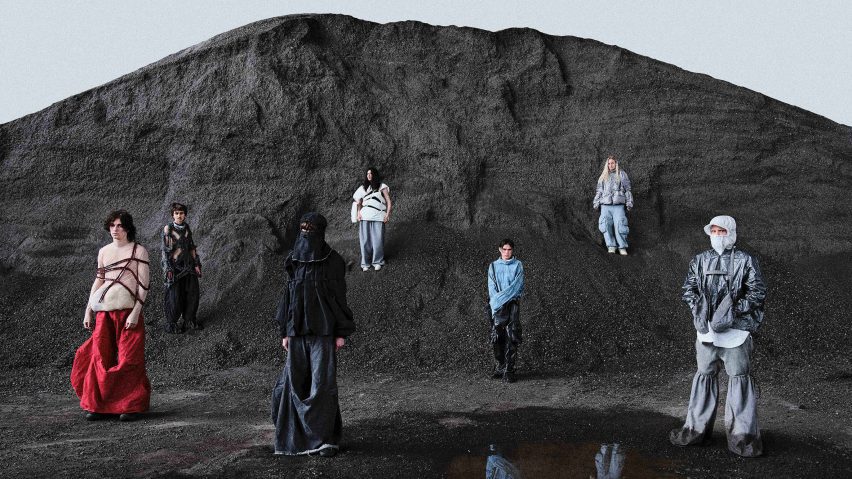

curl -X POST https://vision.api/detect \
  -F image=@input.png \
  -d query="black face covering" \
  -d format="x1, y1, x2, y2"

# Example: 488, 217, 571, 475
291, 212, 331, 262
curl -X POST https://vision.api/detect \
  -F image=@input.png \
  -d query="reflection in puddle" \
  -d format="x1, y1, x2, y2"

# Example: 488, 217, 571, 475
594, 443, 624, 479
486, 444, 522, 478
450, 441, 679, 478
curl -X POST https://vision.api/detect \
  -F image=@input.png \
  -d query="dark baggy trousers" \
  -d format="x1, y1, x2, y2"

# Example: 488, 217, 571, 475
669, 336, 762, 457
490, 301, 522, 374
163, 273, 199, 331
272, 336, 342, 455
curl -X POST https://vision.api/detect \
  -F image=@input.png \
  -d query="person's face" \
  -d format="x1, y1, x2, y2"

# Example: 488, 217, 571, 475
366, 170, 374, 182
300, 221, 316, 234
109, 218, 128, 242
172, 210, 186, 224
607, 158, 617, 172
710, 225, 728, 236
499, 244, 514, 260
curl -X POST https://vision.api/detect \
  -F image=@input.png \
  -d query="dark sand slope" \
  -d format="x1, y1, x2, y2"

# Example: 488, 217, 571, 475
1, 14, 850, 478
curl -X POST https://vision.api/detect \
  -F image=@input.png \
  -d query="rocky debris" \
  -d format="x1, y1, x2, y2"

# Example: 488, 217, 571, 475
0, 14, 850, 387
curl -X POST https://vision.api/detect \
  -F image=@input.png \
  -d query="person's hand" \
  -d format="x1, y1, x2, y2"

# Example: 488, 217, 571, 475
166, 270, 173, 281
124, 312, 139, 330
335, 337, 345, 351
357, 211, 362, 221
282, 337, 289, 351
383, 214, 390, 223
195, 265, 202, 277
83, 313, 92, 330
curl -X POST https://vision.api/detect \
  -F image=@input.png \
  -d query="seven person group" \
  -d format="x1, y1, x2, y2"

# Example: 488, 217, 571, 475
71, 158, 767, 459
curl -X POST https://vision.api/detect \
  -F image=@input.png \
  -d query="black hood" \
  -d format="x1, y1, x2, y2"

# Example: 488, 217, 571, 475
291, 212, 331, 262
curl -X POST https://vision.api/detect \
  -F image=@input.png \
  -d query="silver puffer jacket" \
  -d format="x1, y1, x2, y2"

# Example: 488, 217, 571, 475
682, 248, 767, 333
593, 171, 633, 209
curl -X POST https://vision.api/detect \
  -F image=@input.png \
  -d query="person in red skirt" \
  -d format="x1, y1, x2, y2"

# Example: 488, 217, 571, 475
71, 210, 151, 421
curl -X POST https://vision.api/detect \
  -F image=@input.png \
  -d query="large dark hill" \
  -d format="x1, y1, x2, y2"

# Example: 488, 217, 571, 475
1, 14, 850, 389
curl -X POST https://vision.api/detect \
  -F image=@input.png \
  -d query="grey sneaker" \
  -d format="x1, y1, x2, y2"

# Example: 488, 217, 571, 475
373, 264, 382, 271
618, 248, 628, 256
607, 247, 617, 253
361, 266, 370, 272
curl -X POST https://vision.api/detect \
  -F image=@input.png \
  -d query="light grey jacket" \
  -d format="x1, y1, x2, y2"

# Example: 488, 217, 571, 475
593, 170, 633, 209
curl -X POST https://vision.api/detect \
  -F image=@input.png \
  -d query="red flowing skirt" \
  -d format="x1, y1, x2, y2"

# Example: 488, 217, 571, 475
70, 309, 151, 414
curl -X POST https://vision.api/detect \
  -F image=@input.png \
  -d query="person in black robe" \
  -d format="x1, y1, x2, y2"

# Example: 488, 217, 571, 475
272, 212, 356, 457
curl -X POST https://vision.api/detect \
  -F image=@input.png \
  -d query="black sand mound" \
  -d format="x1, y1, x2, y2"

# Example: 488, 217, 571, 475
0, 15, 850, 457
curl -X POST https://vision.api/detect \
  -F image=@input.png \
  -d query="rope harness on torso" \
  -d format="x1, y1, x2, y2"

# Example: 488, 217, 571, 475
96, 243, 150, 305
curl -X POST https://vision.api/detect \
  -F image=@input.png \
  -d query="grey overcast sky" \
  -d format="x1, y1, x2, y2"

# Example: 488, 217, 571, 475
1, 0, 850, 126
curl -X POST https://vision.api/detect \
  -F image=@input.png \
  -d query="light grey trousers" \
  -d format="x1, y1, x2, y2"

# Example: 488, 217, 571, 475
359, 220, 385, 267
669, 336, 763, 457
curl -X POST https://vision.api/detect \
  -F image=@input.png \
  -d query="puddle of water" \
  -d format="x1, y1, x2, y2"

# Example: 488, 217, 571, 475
448, 442, 680, 478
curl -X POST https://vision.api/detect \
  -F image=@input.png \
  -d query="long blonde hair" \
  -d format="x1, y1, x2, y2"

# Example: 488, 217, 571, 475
598, 155, 620, 183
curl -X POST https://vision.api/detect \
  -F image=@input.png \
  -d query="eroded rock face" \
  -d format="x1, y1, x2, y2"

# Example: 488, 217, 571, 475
1, 14, 850, 377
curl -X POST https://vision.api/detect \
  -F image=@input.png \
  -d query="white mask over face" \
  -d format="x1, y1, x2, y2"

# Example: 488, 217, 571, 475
704, 216, 738, 255
710, 234, 735, 255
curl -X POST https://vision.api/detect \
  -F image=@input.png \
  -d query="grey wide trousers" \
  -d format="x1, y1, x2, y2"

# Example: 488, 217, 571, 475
669, 336, 762, 457
272, 336, 342, 455
359, 220, 385, 267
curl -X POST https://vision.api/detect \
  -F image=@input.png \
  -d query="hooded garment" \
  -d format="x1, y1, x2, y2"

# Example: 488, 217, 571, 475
704, 215, 737, 254
291, 212, 332, 262
683, 216, 766, 334
275, 213, 355, 338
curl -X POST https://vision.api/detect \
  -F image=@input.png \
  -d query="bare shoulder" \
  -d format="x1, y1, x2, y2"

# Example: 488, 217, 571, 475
97, 245, 108, 264
135, 243, 150, 260
163, 224, 170, 234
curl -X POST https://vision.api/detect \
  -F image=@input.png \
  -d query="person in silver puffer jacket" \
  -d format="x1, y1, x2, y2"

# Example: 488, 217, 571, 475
670, 215, 767, 457
592, 156, 633, 255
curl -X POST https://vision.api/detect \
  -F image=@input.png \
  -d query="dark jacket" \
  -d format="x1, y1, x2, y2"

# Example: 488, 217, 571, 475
275, 250, 356, 338
682, 248, 767, 333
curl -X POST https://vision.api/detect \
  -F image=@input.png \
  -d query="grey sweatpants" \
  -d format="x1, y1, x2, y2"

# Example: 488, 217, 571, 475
359, 220, 385, 267
669, 336, 762, 457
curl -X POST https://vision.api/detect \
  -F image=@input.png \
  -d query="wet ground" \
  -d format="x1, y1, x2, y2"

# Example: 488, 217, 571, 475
1, 367, 850, 478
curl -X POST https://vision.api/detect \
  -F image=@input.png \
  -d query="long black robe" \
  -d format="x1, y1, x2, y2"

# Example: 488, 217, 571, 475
272, 236, 355, 455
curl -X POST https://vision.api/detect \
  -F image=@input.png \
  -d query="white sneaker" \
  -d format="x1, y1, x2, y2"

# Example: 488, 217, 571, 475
607, 247, 616, 254
618, 248, 628, 255
361, 266, 370, 272
373, 264, 382, 271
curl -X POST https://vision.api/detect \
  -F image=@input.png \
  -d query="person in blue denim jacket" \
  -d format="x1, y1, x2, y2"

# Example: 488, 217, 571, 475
592, 156, 633, 255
